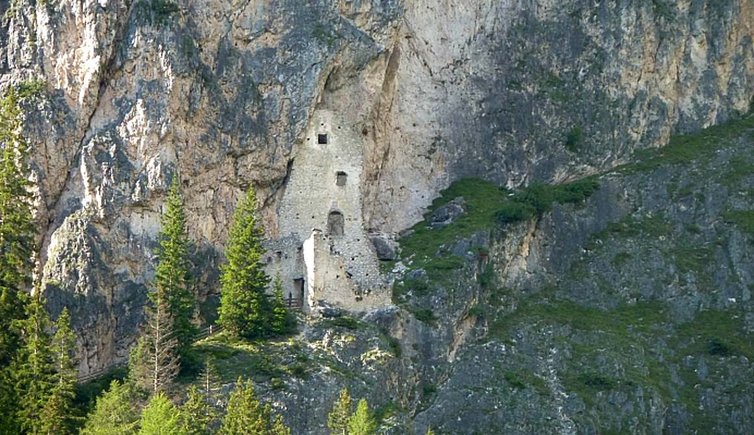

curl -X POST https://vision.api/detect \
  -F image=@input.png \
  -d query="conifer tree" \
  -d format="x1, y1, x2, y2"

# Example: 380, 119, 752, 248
139, 393, 187, 435
219, 378, 269, 434
181, 385, 217, 435
347, 399, 376, 435
15, 294, 54, 434
81, 379, 141, 435
327, 388, 352, 435
156, 177, 196, 360
270, 414, 291, 435
219, 378, 290, 434
39, 308, 78, 434
218, 187, 271, 339
0, 84, 38, 433
131, 283, 180, 394
270, 274, 294, 336
198, 358, 220, 400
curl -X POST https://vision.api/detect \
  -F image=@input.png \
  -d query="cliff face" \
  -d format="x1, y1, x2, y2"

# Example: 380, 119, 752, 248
1, 0, 753, 375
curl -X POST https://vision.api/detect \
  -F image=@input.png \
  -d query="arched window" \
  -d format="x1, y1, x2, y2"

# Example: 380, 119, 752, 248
327, 211, 344, 236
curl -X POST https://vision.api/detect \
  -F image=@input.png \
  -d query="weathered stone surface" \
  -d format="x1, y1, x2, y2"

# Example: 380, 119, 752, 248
369, 232, 397, 261
0, 0, 753, 382
428, 197, 466, 228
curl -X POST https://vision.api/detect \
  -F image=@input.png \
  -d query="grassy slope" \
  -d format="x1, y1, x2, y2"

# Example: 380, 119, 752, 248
396, 109, 754, 431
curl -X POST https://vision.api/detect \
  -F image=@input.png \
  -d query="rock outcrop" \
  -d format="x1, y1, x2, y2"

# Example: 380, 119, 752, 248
1, 0, 753, 380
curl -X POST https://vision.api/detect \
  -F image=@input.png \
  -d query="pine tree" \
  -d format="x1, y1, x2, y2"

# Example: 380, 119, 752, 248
15, 294, 54, 434
347, 399, 376, 435
270, 414, 291, 435
0, 84, 38, 433
180, 385, 217, 435
219, 377, 289, 434
270, 274, 294, 336
156, 177, 196, 360
39, 308, 78, 434
219, 378, 269, 434
81, 379, 141, 435
139, 393, 187, 435
327, 388, 352, 435
218, 187, 271, 339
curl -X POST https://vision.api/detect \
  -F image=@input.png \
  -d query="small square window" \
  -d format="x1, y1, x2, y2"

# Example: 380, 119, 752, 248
336, 171, 347, 186
318, 134, 328, 144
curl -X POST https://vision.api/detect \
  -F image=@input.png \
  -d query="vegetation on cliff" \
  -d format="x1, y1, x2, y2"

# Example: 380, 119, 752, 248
218, 187, 293, 339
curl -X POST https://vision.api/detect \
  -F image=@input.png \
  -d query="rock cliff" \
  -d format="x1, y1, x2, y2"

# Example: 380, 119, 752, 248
1, 0, 753, 395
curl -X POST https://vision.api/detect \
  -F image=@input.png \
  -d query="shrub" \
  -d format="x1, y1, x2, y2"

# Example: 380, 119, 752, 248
496, 202, 534, 224
565, 126, 583, 152
707, 338, 734, 357
411, 308, 436, 324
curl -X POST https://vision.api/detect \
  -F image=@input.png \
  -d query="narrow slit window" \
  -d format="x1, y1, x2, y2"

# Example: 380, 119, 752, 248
318, 134, 328, 145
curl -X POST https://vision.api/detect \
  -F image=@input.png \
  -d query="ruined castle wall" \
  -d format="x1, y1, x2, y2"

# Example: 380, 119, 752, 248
267, 109, 390, 312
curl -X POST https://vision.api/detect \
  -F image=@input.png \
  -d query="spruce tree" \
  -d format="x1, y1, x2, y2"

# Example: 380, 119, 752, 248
15, 294, 54, 434
270, 414, 291, 435
0, 84, 38, 433
270, 274, 294, 336
156, 177, 196, 360
81, 379, 141, 435
219, 378, 289, 434
219, 378, 268, 434
327, 388, 352, 435
347, 399, 376, 435
180, 385, 217, 435
39, 308, 78, 434
218, 187, 271, 339
139, 393, 187, 435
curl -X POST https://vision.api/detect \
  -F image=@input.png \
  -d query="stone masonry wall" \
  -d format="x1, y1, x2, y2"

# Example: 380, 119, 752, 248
267, 108, 390, 312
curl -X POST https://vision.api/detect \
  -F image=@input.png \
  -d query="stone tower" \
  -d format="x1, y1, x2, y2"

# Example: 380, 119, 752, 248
266, 109, 390, 313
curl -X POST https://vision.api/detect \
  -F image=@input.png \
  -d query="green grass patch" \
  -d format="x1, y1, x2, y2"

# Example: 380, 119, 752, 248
193, 333, 289, 382
670, 245, 713, 275
410, 308, 437, 324
621, 111, 754, 173
723, 210, 754, 235
611, 252, 633, 267
721, 156, 754, 187
396, 177, 599, 286
674, 310, 754, 359
592, 214, 672, 242
503, 370, 549, 395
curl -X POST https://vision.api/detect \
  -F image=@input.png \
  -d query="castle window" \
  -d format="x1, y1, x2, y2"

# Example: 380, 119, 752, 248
318, 134, 328, 145
336, 171, 347, 186
327, 211, 344, 236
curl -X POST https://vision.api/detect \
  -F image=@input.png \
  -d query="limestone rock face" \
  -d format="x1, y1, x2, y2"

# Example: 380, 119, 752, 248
1, 0, 752, 374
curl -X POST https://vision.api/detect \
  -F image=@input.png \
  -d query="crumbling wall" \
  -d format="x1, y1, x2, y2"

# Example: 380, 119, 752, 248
267, 109, 389, 312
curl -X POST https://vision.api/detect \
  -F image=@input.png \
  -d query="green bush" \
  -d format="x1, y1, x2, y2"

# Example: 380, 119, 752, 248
565, 126, 583, 152
578, 373, 615, 389
411, 308, 436, 324
707, 338, 734, 357
496, 202, 534, 224
325, 316, 361, 330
